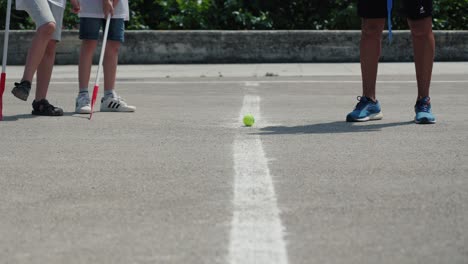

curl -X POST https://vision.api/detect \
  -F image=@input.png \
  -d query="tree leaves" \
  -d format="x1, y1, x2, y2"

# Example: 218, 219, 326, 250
0, 0, 467, 30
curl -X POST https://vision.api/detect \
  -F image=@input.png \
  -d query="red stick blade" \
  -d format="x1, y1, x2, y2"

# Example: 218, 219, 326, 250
0, 72, 6, 121
89, 84, 99, 120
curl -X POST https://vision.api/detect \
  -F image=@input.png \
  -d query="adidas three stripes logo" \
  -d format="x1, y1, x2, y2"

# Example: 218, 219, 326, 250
107, 102, 120, 109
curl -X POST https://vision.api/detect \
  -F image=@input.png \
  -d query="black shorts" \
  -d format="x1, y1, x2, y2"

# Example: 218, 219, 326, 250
358, 0, 433, 20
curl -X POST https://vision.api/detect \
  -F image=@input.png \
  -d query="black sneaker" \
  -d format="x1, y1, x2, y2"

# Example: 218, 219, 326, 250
11, 80, 32, 101
32, 99, 64, 116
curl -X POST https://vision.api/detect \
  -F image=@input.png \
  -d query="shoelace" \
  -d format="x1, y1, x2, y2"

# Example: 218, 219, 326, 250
78, 96, 90, 104
37, 101, 56, 112
15, 81, 30, 89
113, 96, 127, 104
80, 97, 91, 104
46, 103, 56, 111
354, 96, 367, 110
416, 102, 430, 113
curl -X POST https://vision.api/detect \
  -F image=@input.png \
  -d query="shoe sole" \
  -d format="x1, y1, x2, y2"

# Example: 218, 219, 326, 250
11, 88, 29, 101
347, 112, 383, 122
100, 107, 136, 112
32, 110, 64, 116
76, 108, 92, 114
415, 118, 436, 124
100, 110, 136, 113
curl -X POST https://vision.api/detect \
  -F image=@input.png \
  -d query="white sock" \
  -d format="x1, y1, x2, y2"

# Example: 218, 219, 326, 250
104, 89, 117, 98
79, 88, 89, 97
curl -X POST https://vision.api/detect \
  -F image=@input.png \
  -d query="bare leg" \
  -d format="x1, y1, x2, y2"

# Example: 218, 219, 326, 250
360, 18, 385, 101
35, 40, 57, 101
22, 22, 56, 82
408, 17, 435, 99
78, 40, 98, 91
100, 40, 135, 112
103, 40, 121, 92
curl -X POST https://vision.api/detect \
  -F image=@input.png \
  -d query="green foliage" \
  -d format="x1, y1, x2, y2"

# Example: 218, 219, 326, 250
432, 0, 468, 30
124, 0, 468, 30
1, 0, 467, 30
126, 0, 273, 30
0, 0, 34, 30
63, 2, 80, 29
326, 1, 361, 30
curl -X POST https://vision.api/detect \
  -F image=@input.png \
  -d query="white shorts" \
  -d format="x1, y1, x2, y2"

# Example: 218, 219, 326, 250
22, 0, 64, 41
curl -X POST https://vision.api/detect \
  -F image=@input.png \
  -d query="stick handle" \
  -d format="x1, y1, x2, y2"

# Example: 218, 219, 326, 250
2, 0, 12, 73
387, 0, 393, 43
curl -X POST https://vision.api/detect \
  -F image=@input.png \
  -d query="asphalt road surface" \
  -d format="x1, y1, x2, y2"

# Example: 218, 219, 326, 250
1, 63, 467, 264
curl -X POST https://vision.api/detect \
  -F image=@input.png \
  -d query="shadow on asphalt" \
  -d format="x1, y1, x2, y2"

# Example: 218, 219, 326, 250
1, 114, 38, 121
1, 112, 80, 121
257, 121, 414, 135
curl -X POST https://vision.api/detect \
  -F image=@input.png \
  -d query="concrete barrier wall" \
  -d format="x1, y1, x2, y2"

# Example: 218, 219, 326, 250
0, 30, 467, 64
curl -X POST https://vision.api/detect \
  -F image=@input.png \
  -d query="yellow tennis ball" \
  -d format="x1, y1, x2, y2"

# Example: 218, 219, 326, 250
243, 114, 255, 127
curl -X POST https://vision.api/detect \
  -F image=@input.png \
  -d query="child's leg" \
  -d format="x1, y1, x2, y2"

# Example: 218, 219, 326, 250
31, 2, 64, 116
79, 40, 98, 91
76, 18, 105, 114
103, 41, 121, 92
99, 19, 135, 112
75, 40, 97, 114
22, 22, 56, 83
360, 18, 385, 101
100, 40, 135, 112
12, 0, 62, 102
35, 40, 57, 101
102, 18, 124, 94
78, 17, 105, 93
408, 17, 435, 99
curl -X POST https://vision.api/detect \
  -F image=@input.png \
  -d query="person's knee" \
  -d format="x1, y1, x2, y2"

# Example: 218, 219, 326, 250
361, 19, 385, 38
38, 22, 56, 36
106, 41, 121, 55
81, 40, 98, 53
409, 18, 433, 38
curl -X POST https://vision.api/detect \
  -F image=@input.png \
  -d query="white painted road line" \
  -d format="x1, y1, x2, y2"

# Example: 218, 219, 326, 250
245, 81, 260, 87
229, 94, 288, 264
48, 80, 468, 85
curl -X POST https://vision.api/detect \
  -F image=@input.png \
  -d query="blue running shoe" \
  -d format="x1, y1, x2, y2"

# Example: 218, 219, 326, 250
346, 96, 383, 122
415, 96, 436, 124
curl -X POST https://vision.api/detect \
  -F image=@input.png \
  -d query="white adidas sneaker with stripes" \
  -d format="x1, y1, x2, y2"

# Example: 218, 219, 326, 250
100, 96, 136, 112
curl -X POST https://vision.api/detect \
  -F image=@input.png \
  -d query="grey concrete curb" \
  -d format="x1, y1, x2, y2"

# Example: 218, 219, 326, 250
1, 30, 467, 64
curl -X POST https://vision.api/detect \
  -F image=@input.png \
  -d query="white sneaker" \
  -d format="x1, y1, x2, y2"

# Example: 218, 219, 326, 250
75, 95, 91, 114
100, 96, 136, 112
